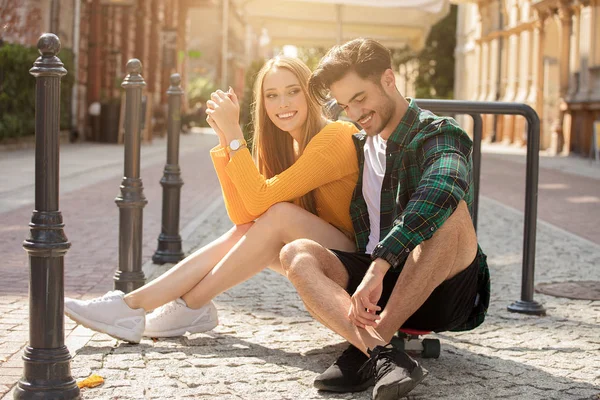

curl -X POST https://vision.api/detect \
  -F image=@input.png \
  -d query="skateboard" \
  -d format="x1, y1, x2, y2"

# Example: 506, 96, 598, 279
393, 328, 441, 358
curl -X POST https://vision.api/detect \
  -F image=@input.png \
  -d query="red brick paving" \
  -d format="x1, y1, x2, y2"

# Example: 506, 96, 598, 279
480, 154, 600, 245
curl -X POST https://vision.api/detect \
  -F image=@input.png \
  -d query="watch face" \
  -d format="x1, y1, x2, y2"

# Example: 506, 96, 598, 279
230, 140, 240, 150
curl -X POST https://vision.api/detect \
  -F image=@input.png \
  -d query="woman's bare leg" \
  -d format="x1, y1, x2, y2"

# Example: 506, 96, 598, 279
124, 223, 253, 311
182, 202, 355, 308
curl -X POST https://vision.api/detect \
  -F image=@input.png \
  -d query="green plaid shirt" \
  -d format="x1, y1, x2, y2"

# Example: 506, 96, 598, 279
350, 99, 490, 331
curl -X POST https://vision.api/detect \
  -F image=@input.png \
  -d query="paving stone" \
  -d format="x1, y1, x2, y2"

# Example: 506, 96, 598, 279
2, 140, 600, 398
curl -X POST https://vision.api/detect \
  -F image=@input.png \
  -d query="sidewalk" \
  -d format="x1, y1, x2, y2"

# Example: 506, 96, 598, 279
481, 142, 600, 181
479, 143, 600, 245
1, 140, 599, 399
0, 131, 224, 393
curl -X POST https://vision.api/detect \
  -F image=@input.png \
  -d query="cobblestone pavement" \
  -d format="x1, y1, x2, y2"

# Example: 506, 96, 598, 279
0, 132, 223, 394
1, 139, 599, 399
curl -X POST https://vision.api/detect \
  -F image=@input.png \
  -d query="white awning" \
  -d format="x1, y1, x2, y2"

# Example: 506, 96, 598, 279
237, 0, 451, 51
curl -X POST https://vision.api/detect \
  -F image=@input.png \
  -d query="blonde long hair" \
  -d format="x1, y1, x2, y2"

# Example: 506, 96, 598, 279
251, 57, 325, 215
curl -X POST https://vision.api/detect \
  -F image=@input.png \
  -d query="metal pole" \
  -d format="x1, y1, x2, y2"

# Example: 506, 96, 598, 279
507, 103, 546, 315
152, 73, 185, 264
114, 59, 148, 293
470, 113, 483, 230
414, 99, 546, 316
15, 33, 80, 400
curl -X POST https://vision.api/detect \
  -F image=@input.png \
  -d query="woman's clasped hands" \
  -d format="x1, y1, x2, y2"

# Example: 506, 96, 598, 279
205, 87, 244, 146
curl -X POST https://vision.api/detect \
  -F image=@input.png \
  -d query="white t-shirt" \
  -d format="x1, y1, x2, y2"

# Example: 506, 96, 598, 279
363, 134, 388, 254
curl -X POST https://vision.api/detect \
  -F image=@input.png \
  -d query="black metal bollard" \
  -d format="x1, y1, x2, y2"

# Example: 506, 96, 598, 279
152, 73, 185, 264
15, 33, 80, 400
113, 59, 148, 293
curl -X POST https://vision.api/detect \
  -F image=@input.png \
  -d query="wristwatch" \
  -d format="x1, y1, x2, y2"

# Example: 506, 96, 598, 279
227, 138, 247, 153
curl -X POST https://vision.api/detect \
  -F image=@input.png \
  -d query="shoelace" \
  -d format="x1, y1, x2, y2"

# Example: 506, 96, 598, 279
155, 300, 183, 316
357, 344, 398, 381
89, 291, 119, 304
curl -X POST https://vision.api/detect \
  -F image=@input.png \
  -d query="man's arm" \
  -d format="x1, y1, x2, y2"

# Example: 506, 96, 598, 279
348, 121, 473, 328
371, 122, 473, 269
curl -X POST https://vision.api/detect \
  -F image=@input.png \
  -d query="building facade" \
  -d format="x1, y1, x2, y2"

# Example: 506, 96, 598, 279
455, 0, 600, 156
1, 0, 250, 142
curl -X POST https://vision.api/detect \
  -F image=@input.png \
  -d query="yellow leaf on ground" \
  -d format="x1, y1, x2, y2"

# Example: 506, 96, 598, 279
77, 374, 104, 389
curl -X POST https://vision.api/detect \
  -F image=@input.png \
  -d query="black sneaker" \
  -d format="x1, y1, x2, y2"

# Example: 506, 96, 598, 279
359, 343, 428, 400
314, 344, 375, 392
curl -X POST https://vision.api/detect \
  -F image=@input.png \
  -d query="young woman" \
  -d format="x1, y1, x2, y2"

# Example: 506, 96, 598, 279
64, 57, 359, 343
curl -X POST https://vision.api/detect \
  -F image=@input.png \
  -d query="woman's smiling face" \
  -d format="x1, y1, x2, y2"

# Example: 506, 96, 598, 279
262, 67, 308, 137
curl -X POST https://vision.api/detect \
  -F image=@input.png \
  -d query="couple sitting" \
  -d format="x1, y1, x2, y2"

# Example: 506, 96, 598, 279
65, 38, 490, 399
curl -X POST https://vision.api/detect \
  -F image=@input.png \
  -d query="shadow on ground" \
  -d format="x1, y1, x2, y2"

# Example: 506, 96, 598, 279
74, 334, 600, 400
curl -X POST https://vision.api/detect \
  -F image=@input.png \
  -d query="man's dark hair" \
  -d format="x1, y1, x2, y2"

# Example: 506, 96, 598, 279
308, 38, 392, 104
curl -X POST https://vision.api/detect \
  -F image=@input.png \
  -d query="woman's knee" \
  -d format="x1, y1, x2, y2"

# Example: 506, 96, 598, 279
231, 222, 254, 237
257, 202, 304, 240
261, 202, 303, 224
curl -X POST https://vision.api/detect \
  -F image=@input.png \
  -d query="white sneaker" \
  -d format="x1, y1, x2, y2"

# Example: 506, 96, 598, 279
64, 291, 145, 343
144, 299, 218, 338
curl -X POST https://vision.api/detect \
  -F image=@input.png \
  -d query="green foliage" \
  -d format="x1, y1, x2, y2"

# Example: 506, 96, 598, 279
0, 44, 37, 139
390, 46, 415, 69
183, 76, 217, 128
240, 59, 266, 145
60, 48, 75, 129
0, 43, 74, 140
414, 4, 457, 99
389, 5, 457, 99
187, 75, 217, 108
296, 47, 328, 71
187, 50, 203, 60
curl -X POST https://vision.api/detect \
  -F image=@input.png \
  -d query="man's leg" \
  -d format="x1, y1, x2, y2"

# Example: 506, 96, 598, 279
281, 243, 389, 392
281, 200, 476, 348
280, 201, 477, 396
280, 240, 387, 355
375, 200, 477, 340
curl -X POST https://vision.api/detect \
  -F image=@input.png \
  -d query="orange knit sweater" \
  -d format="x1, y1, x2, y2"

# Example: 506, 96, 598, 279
210, 120, 359, 236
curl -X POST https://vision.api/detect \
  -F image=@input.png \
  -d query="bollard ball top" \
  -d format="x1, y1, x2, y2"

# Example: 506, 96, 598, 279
126, 59, 142, 74
37, 33, 61, 57
170, 73, 181, 86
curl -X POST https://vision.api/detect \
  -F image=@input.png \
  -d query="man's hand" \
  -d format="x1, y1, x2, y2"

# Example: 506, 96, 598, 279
205, 88, 243, 144
348, 258, 391, 328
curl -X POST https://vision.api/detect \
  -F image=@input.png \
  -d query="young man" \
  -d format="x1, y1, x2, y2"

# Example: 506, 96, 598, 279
279, 38, 491, 399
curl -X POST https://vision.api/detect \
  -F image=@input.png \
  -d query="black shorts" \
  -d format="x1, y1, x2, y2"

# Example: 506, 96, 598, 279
332, 249, 480, 333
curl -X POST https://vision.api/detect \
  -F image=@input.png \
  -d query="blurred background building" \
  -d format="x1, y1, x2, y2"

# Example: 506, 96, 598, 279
6, 0, 596, 159
455, 0, 600, 156
2, 0, 193, 143
1, 0, 453, 145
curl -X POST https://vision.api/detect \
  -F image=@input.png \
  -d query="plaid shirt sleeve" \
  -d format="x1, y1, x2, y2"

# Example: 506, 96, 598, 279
371, 122, 473, 268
